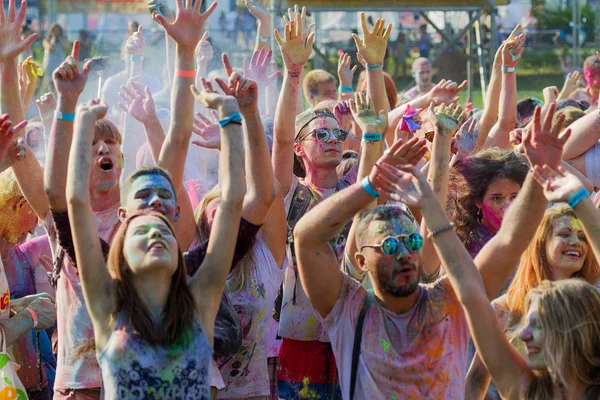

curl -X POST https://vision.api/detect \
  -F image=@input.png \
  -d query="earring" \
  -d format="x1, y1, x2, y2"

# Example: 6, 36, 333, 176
477, 208, 482, 220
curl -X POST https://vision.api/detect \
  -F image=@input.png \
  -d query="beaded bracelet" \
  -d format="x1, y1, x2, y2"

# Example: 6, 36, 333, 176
427, 223, 456, 240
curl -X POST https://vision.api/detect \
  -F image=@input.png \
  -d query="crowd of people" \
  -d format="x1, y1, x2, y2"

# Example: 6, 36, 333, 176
0, 0, 600, 399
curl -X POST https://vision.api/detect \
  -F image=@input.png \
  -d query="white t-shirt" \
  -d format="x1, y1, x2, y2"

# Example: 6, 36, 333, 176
278, 166, 358, 342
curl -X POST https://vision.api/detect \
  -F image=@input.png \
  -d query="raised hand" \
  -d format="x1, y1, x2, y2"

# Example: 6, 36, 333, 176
76, 99, 108, 123
334, 100, 353, 131
152, 0, 217, 50
367, 159, 432, 208
246, 0, 269, 22
0, 114, 26, 164
192, 111, 221, 149
523, 103, 570, 169
190, 78, 238, 112
561, 71, 581, 96
126, 25, 146, 56
0, 0, 38, 62
532, 165, 587, 203
220, 53, 259, 114
349, 91, 387, 133
380, 135, 428, 167
148, 0, 175, 23
502, 33, 525, 69
283, 5, 315, 42
118, 80, 157, 125
337, 52, 357, 88
195, 31, 213, 64
243, 48, 281, 87
542, 85, 559, 104
274, 10, 315, 74
426, 79, 468, 106
428, 103, 465, 138
454, 115, 479, 159
509, 127, 525, 154
36, 92, 56, 119
352, 12, 392, 66
53, 41, 93, 104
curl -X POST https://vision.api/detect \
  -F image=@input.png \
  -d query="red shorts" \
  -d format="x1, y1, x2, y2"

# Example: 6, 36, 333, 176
277, 338, 337, 384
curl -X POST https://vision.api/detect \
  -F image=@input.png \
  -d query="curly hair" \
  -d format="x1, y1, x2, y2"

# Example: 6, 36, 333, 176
450, 148, 529, 245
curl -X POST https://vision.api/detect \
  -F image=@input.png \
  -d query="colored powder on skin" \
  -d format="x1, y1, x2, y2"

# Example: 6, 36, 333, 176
571, 218, 583, 232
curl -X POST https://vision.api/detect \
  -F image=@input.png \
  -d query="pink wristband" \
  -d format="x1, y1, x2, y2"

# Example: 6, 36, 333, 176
176, 69, 196, 78
25, 307, 38, 328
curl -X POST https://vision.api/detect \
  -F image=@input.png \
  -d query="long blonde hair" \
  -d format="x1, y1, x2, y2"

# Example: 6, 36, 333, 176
525, 280, 600, 398
506, 204, 600, 326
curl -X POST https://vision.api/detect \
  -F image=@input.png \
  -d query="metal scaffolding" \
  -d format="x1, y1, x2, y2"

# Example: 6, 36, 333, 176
270, 0, 511, 99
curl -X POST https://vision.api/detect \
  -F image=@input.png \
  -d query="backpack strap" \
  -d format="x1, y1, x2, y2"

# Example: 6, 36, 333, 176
50, 247, 66, 289
286, 183, 314, 305
350, 293, 371, 400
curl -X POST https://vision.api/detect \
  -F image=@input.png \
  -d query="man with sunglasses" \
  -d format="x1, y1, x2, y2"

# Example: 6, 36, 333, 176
292, 103, 564, 398
272, 10, 393, 398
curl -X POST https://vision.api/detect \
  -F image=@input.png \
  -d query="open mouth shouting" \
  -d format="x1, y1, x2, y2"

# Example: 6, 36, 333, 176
98, 156, 114, 172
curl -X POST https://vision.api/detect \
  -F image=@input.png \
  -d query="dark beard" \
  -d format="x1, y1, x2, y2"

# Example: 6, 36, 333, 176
376, 262, 420, 297
381, 278, 419, 297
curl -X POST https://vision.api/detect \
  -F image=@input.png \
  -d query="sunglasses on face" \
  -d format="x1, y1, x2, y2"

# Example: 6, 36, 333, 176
360, 233, 424, 255
297, 128, 349, 143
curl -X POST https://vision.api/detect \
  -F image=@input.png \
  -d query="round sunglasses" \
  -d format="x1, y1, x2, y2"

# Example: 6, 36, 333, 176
360, 233, 424, 255
297, 128, 349, 143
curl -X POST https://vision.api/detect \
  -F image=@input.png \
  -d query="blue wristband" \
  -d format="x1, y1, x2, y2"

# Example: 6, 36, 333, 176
567, 188, 590, 208
55, 111, 75, 121
366, 62, 383, 71
363, 133, 382, 142
502, 66, 516, 73
218, 112, 243, 127
362, 177, 380, 198
130, 55, 144, 62
339, 86, 353, 93
257, 36, 272, 43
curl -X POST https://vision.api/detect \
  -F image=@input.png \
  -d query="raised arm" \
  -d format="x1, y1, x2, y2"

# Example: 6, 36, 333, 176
483, 34, 525, 149
337, 53, 357, 102
154, 0, 217, 250
476, 104, 570, 299
533, 165, 600, 263
421, 104, 465, 277
272, 15, 314, 195
188, 80, 245, 345
400, 164, 533, 400
0, 117, 26, 173
126, 25, 145, 80
118, 80, 164, 163
561, 108, 600, 161
65, 100, 115, 351
0, 0, 48, 220
246, 0, 272, 53
44, 41, 92, 213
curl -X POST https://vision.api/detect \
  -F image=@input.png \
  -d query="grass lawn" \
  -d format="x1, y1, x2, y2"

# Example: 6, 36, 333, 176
394, 73, 566, 110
